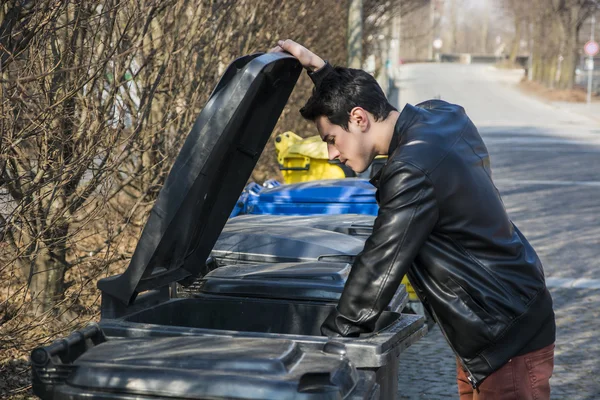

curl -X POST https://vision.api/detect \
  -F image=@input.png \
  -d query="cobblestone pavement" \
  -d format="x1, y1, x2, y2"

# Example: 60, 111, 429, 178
394, 63, 600, 400
397, 287, 600, 399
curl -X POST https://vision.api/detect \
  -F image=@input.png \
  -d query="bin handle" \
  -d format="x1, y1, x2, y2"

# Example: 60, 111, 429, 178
278, 164, 310, 171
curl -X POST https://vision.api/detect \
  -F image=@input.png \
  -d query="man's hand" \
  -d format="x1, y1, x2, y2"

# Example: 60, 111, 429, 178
269, 39, 325, 72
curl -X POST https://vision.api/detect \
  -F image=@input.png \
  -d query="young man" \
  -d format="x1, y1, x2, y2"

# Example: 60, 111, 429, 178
273, 40, 555, 399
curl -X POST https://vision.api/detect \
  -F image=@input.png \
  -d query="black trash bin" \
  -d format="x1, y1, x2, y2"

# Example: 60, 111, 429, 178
213, 221, 366, 265
31, 324, 380, 400
100, 297, 423, 400
32, 52, 425, 400
225, 213, 376, 237
195, 215, 406, 313
211, 214, 433, 325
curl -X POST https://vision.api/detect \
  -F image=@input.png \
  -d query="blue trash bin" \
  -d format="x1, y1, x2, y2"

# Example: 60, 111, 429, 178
245, 178, 378, 216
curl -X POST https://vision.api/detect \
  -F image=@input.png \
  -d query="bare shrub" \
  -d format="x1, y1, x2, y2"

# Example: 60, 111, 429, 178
1, 0, 350, 396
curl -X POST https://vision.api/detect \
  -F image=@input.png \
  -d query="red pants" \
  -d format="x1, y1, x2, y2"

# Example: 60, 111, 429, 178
456, 344, 555, 400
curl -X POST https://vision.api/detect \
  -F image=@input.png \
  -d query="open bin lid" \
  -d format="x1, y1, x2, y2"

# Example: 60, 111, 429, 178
98, 53, 302, 305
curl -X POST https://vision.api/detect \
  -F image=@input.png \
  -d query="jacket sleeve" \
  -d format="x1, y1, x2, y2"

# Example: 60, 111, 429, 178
307, 61, 334, 86
321, 161, 439, 337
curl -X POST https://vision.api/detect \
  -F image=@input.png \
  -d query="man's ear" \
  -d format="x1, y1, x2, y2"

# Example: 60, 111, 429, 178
349, 107, 370, 131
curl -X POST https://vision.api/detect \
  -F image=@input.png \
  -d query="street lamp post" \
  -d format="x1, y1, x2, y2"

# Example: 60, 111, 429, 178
348, 0, 363, 69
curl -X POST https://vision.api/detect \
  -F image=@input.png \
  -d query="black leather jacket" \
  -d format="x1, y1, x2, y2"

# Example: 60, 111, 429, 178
312, 66, 555, 387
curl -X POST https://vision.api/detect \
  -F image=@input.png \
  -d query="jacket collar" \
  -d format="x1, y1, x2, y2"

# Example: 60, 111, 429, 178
369, 104, 418, 188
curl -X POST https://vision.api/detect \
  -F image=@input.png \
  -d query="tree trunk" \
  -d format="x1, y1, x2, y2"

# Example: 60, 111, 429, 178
557, 8, 579, 90
546, 58, 558, 88
450, 0, 458, 53
532, 19, 544, 82
28, 242, 69, 317
558, 48, 576, 90
481, 0, 489, 53
26, 189, 71, 316
532, 54, 542, 81
509, 17, 522, 63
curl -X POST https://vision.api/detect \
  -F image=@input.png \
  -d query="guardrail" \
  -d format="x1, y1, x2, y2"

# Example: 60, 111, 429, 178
439, 53, 529, 67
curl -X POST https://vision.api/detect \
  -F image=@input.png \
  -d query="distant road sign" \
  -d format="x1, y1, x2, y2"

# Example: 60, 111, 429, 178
584, 40, 599, 56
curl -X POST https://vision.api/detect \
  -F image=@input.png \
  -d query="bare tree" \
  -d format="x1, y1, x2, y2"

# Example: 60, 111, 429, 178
504, 0, 526, 63
553, 0, 596, 89
1, 0, 149, 318
361, 0, 429, 73
0, 0, 352, 354
502, 0, 595, 88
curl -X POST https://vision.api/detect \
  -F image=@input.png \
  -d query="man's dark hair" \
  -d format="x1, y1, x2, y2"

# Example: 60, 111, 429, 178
300, 66, 397, 130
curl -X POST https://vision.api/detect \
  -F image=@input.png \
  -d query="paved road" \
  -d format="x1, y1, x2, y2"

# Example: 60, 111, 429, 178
394, 64, 600, 399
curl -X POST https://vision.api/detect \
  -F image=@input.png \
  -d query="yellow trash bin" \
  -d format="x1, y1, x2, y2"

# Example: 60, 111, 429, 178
275, 131, 354, 184
402, 276, 417, 301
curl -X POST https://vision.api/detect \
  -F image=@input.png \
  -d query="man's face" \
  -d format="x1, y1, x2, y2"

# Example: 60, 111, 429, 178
315, 112, 374, 173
